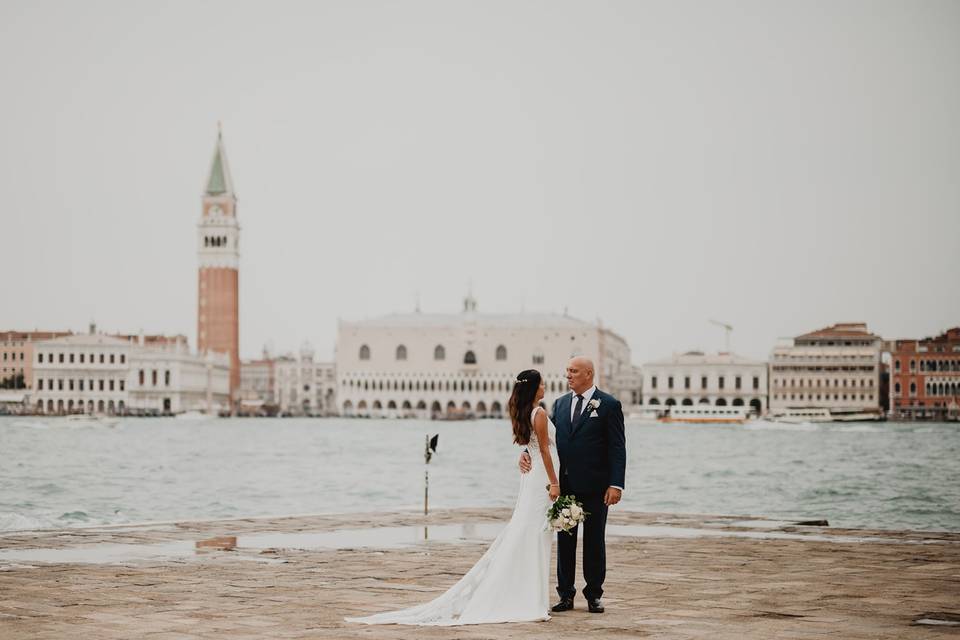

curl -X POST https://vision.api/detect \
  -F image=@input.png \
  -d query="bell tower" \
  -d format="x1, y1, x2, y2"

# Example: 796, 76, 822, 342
197, 124, 240, 411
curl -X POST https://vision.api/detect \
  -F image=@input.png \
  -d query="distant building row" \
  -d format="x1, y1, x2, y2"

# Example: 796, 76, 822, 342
5, 320, 957, 422
639, 323, 959, 422
1, 328, 230, 415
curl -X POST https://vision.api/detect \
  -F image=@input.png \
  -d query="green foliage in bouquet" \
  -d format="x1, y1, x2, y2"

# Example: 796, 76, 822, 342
547, 494, 588, 534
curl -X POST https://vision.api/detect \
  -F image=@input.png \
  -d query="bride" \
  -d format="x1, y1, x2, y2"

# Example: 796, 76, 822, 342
346, 369, 560, 626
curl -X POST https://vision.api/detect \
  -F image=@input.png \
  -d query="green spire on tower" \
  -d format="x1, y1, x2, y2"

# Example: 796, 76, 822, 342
205, 122, 235, 196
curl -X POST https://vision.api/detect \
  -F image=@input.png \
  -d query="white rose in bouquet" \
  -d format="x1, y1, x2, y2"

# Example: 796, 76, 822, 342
547, 495, 589, 534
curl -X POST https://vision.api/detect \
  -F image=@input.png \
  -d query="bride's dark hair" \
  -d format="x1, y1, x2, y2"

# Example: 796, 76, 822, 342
508, 369, 542, 445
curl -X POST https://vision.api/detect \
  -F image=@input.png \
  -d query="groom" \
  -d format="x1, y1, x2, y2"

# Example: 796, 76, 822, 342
520, 356, 626, 613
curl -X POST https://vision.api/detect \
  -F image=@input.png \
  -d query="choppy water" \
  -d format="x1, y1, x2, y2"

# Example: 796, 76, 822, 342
1, 417, 958, 533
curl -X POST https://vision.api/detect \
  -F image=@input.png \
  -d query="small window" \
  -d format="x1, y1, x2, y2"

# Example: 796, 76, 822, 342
495, 345, 507, 361
396, 345, 407, 361
464, 350, 477, 365
359, 345, 371, 361
434, 345, 445, 361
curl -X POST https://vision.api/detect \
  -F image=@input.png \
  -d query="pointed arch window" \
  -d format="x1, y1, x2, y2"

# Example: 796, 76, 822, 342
434, 345, 446, 361
359, 345, 371, 361
532, 349, 545, 365
464, 350, 477, 365
495, 345, 507, 361
396, 345, 407, 361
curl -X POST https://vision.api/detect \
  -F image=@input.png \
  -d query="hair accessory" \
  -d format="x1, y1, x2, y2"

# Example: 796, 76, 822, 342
516, 378, 528, 384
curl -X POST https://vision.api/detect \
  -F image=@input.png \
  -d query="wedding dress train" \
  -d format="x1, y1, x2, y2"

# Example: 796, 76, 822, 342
346, 407, 557, 626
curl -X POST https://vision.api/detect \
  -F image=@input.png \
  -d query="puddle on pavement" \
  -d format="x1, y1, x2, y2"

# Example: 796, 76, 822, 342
0, 522, 948, 566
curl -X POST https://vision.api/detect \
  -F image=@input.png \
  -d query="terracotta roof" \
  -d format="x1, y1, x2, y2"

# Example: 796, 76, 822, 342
796, 323, 878, 340
1, 331, 72, 342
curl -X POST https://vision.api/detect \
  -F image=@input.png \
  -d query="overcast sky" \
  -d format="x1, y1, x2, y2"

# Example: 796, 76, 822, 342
1, 1, 958, 364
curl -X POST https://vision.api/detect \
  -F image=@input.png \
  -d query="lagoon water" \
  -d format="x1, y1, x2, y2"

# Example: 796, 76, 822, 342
1, 417, 958, 533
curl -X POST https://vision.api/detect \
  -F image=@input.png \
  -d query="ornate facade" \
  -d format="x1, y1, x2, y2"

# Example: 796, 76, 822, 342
275, 343, 337, 416
889, 327, 960, 421
335, 296, 633, 419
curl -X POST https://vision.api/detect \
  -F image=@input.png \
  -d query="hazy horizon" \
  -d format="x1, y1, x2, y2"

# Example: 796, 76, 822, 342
2, 1, 958, 364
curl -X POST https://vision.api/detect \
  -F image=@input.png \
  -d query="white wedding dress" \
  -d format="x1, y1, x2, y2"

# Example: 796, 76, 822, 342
346, 407, 557, 626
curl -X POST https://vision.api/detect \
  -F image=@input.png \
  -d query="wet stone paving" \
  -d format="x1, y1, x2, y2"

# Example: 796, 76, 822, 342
0, 508, 958, 639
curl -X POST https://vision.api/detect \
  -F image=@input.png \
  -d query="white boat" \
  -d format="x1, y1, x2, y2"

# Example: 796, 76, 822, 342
770, 408, 882, 423
629, 406, 753, 424
658, 405, 751, 424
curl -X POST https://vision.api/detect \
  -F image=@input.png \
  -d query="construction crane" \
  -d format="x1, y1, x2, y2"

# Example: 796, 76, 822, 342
709, 319, 733, 352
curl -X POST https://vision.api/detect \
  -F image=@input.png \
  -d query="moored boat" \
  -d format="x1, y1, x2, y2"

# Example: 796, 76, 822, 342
657, 405, 750, 424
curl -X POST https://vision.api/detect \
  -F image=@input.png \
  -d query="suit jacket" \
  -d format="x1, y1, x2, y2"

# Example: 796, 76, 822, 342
552, 388, 626, 495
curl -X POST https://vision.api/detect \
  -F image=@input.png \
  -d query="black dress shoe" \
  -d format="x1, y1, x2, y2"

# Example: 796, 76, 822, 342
587, 598, 605, 613
551, 598, 574, 612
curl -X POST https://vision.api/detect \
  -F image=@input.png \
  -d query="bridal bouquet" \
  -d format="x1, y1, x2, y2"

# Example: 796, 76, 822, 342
547, 495, 587, 534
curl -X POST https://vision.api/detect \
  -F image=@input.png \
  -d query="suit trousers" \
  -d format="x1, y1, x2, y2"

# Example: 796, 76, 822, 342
556, 490, 608, 601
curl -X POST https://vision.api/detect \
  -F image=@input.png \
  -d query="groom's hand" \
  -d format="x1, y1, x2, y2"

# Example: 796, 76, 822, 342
604, 487, 622, 506
518, 451, 532, 474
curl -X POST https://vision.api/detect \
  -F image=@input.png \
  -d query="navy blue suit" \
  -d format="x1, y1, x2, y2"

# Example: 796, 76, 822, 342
552, 388, 626, 601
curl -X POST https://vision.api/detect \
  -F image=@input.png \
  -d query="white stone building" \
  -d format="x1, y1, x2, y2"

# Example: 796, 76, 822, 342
335, 296, 634, 419
31, 334, 132, 415
641, 351, 768, 415
275, 343, 336, 416
127, 336, 231, 415
31, 332, 230, 416
769, 323, 882, 419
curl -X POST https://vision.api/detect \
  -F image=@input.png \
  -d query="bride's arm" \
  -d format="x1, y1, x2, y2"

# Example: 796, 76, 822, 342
532, 408, 560, 500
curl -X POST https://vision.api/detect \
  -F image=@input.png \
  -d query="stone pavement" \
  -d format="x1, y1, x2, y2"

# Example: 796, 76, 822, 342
0, 508, 958, 639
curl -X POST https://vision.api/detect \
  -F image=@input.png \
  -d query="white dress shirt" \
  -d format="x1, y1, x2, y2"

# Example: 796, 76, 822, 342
570, 385, 597, 422
569, 385, 623, 493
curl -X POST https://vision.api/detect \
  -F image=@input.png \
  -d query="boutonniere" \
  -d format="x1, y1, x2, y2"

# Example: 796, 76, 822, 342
587, 398, 601, 411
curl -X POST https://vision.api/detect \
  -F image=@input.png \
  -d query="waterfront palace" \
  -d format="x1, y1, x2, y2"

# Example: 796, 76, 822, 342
334, 295, 636, 419
769, 323, 883, 420
640, 351, 768, 415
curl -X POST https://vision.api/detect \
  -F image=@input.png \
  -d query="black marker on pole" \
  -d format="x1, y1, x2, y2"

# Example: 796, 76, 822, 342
424, 434, 439, 515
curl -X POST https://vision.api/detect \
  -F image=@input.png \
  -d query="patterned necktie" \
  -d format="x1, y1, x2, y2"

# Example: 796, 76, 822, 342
572, 394, 584, 423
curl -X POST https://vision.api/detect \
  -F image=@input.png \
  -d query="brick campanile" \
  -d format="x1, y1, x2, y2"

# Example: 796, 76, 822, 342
197, 126, 240, 411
